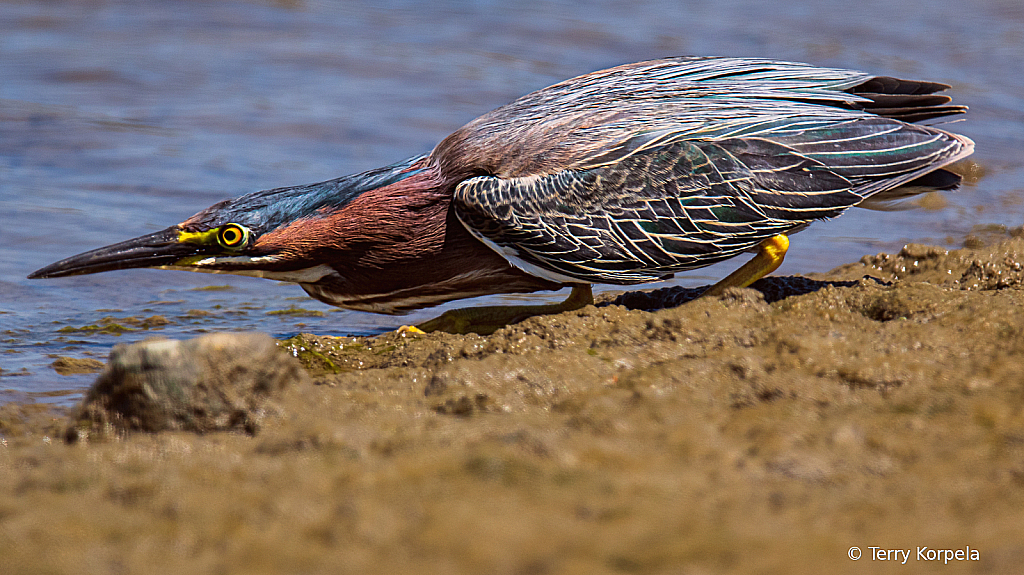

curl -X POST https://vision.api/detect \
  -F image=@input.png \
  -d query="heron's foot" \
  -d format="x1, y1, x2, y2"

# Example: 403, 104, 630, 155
412, 285, 594, 335
702, 234, 790, 297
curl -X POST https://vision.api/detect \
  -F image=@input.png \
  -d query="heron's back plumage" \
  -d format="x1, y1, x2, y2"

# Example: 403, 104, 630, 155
438, 57, 973, 284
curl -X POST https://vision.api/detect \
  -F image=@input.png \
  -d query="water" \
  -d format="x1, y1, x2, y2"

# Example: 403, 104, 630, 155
2, 0, 1022, 406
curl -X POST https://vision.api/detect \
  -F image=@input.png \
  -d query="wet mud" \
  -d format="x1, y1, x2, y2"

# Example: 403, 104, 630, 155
4, 236, 1024, 574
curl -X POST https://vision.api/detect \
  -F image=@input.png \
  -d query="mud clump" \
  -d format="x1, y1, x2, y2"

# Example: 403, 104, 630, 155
831, 237, 1024, 290
65, 332, 307, 439
4, 237, 1024, 574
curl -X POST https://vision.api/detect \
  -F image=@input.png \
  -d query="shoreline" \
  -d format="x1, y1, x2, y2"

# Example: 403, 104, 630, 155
3, 235, 1024, 573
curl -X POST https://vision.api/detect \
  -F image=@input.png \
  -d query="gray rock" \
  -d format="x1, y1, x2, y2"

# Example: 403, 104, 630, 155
66, 332, 309, 440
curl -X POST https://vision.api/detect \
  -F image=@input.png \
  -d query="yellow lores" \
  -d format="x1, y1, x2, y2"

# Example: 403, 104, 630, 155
177, 224, 251, 250
171, 224, 253, 266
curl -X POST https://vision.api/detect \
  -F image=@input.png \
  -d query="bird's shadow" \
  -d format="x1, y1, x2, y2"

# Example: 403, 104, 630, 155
598, 276, 883, 312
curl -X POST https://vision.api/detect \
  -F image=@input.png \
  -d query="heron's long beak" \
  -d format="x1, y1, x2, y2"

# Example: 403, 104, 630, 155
28, 227, 202, 279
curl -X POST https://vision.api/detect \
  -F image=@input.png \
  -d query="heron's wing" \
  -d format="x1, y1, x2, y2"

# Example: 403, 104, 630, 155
433, 57, 968, 179
454, 118, 970, 284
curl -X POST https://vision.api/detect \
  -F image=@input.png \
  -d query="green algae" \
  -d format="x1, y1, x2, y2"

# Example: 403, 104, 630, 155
267, 307, 326, 317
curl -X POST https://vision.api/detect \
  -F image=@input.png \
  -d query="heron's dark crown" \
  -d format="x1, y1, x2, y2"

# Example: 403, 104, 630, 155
183, 155, 431, 236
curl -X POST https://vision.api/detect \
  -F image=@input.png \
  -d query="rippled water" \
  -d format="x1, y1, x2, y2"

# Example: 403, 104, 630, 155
2, 0, 1022, 405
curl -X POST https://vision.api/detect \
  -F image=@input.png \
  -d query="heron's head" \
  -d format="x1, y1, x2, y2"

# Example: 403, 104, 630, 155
28, 157, 433, 284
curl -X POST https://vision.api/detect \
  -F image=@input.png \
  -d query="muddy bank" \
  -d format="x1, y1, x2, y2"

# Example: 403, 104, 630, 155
3, 237, 1024, 574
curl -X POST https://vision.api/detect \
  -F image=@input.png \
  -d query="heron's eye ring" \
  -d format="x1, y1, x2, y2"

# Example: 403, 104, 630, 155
217, 223, 249, 249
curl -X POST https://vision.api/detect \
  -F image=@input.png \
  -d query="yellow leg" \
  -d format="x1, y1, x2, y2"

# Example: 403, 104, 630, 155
400, 285, 594, 336
701, 234, 790, 297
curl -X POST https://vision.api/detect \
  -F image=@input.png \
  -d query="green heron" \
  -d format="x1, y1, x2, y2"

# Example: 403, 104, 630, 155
30, 57, 973, 334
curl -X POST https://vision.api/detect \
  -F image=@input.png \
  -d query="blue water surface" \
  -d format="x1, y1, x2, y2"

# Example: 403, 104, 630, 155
2, 0, 1022, 405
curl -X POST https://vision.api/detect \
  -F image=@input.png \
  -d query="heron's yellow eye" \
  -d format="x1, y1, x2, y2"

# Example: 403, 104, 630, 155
217, 223, 250, 249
